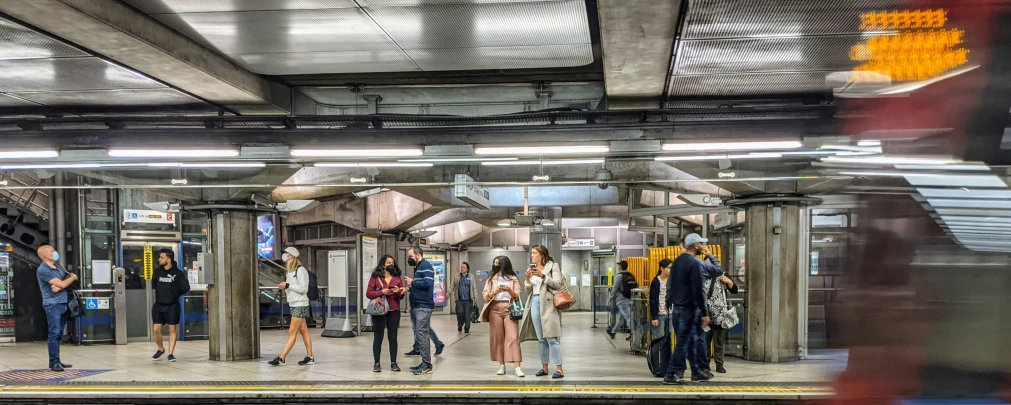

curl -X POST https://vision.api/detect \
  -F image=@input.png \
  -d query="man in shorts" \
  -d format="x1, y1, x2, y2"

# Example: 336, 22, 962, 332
151, 249, 190, 362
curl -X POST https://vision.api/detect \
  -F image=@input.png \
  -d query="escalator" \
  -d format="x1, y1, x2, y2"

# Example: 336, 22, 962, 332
258, 259, 287, 329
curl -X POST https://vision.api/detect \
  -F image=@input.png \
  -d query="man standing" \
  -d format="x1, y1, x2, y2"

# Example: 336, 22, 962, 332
451, 262, 476, 334
405, 247, 437, 375
607, 260, 634, 340
663, 233, 718, 384
35, 245, 75, 372
151, 249, 190, 362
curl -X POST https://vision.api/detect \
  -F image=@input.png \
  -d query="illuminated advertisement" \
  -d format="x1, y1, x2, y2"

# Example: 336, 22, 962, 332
424, 251, 448, 307
256, 214, 276, 259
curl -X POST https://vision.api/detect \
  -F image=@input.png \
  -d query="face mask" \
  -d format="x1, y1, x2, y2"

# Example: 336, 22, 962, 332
492, 265, 500, 273
385, 265, 395, 271
52, 252, 60, 262
282, 253, 290, 262
407, 258, 418, 267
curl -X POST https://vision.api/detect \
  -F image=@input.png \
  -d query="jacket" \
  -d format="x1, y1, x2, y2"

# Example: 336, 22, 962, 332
610, 271, 633, 304
366, 275, 406, 312
519, 260, 565, 342
649, 276, 671, 322
449, 273, 478, 302
666, 253, 722, 317
479, 275, 522, 323
409, 259, 435, 309
284, 266, 310, 308
153, 264, 190, 305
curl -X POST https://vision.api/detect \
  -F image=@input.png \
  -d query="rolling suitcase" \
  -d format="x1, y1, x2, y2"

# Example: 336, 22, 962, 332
647, 334, 671, 377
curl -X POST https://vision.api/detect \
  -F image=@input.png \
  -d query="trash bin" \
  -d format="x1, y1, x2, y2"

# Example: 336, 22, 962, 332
629, 287, 650, 354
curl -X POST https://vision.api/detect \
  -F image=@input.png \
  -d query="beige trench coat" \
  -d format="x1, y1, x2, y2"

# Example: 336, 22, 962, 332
518, 261, 564, 342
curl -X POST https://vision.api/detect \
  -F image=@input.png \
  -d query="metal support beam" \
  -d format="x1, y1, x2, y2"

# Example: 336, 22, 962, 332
597, 0, 681, 109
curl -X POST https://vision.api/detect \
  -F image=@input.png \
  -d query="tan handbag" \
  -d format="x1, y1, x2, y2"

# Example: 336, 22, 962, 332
548, 265, 575, 310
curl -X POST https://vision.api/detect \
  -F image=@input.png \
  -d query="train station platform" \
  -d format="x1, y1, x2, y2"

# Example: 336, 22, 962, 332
0, 314, 840, 403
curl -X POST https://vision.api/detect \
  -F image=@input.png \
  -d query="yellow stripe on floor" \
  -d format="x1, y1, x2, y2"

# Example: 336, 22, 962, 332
0, 384, 829, 394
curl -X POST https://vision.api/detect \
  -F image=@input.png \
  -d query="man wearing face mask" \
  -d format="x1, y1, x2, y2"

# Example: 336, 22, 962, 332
403, 247, 441, 375
36, 244, 76, 372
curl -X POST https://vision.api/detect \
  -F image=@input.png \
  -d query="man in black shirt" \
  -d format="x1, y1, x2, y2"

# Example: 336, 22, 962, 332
663, 234, 721, 384
151, 249, 190, 362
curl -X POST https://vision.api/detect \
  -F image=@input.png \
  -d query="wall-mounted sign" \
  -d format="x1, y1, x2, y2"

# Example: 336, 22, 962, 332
124, 209, 174, 224
565, 239, 595, 248
85, 298, 110, 310
454, 174, 491, 210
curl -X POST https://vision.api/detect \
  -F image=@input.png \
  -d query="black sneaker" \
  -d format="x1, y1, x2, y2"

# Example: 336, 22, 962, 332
464, 329, 470, 334
59, 363, 73, 369
692, 372, 713, 382
152, 350, 165, 360
50, 363, 65, 372
297, 357, 315, 366
435, 344, 445, 355
703, 370, 715, 379
405, 350, 420, 357
268, 357, 284, 366
412, 363, 433, 375
607, 331, 615, 339
458, 327, 462, 332
625, 335, 631, 341
167, 354, 177, 362
662, 375, 685, 385
716, 366, 727, 373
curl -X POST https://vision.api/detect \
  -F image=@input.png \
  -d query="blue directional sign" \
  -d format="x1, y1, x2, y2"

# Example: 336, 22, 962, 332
85, 298, 109, 310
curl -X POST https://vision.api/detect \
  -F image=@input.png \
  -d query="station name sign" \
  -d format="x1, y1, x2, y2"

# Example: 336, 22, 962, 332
124, 209, 174, 224
454, 174, 490, 210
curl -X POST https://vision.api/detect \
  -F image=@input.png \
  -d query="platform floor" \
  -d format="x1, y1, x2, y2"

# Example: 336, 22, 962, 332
0, 313, 842, 402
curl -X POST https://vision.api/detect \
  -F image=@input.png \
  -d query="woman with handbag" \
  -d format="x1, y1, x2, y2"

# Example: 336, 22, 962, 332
480, 256, 524, 377
518, 244, 568, 379
366, 255, 407, 372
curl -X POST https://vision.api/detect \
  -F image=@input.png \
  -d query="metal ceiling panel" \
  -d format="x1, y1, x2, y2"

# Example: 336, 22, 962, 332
151, 8, 397, 54
14, 88, 203, 106
236, 50, 420, 75
667, 72, 832, 97
362, 0, 559, 5
0, 94, 39, 107
123, 0, 358, 14
367, 1, 591, 49
681, 0, 906, 40
0, 18, 88, 61
0, 57, 166, 93
407, 44, 593, 71
676, 36, 861, 75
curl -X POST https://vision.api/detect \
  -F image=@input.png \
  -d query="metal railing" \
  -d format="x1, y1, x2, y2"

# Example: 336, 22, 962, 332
74, 289, 116, 345
259, 286, 327, 329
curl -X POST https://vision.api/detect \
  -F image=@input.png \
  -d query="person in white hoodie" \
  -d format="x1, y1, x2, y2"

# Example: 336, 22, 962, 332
269, 247, 315, 366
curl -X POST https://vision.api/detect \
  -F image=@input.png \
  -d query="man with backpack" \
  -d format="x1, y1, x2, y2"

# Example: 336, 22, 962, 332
607, 260, 637, 340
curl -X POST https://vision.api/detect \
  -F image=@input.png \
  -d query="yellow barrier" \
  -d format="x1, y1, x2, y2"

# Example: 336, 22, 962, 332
626, 245, 722, 286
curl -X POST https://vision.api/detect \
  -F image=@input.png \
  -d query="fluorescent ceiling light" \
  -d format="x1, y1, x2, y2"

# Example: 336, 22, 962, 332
824, 155, 959, 165
895, 164, 989, 171
662, 140, 802, 152
655, 153, 782, 162
399, 157, 518, 163
935, 208, 1011, 217
928, 199, 1011, 209
940, 216, 1011, 224
149, 162, 267, 168
314, 162, 433, 168
109, 149, 239, 158
919, 188, 1011, 199
0, 163, 100, 170
474, 145, 609, 155
291, 148, 423, 158
0, 150, 59, 159
857, 140, 881, 147
482, 159, 605, 166
904, 174, 1006, 188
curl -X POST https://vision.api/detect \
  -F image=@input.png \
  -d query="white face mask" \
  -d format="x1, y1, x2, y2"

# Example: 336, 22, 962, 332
282, 253, 290, 262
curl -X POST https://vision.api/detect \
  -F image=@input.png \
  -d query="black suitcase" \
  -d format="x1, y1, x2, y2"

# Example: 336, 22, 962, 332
647, 334, 671, 377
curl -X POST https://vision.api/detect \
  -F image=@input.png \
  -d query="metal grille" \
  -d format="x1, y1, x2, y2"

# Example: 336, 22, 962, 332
676, 36, 862, 75
408, 44, 593, 71
667, 72, 833, 97
0, 19, 89, 60
682, 0, 908, 39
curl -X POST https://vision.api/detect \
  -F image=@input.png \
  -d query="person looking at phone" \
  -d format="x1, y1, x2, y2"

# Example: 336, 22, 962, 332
480, 256, 524, 377
404, 247, 437, 375
366, 255, 406, 373
518, 245, 566, 379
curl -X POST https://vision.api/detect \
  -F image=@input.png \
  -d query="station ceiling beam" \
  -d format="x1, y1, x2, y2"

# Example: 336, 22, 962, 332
596, 0, 682, 109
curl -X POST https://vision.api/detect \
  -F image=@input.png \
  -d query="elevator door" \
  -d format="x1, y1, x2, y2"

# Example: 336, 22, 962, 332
121, 242, 177, 342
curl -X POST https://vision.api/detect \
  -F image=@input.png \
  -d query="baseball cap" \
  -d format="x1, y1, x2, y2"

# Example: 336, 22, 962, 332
284, 247, 300, 258
684, 233, 708, 246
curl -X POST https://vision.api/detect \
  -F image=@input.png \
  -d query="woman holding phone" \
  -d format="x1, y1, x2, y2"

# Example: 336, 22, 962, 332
365, 255, 407, 372
518, 245, 566, 379
481, 256, 524, 377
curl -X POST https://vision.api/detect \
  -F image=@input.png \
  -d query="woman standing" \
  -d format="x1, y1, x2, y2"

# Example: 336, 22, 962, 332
518, 245, 566, 379
268, 247, 315, 366
366, 255, 407, 372
649, 259, 674, 337
480, 256, 524, 377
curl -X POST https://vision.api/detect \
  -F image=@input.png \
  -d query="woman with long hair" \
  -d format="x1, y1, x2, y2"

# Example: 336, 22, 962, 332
268, 247, 315, 366
365, 254, 406, 372
650, 259, 674, 338
480, 256, 524, 377
518, 245, 566, 378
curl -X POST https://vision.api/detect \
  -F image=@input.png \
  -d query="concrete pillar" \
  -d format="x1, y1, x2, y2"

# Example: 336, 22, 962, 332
744, 203, 802, 363
530, 207, 562, 257
207, 210, 260, 361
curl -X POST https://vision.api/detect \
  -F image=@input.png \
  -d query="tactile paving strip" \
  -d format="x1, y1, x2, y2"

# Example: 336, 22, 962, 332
0, 369, 112, 383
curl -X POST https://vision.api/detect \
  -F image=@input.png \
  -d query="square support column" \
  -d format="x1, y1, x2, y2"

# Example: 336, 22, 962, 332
744, 203, 802, 363
207, 210, 260, 361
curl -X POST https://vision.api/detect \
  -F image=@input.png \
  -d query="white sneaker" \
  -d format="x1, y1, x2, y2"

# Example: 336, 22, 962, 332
515, 367, 525, 378
496, 365, 506, 375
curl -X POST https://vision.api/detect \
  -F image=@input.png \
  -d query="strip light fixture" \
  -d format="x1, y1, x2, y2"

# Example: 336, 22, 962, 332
148, 162, 267, 168
0, 163, 100, 170
823, 155, 959, 165
291, 148, 423, 157
655, 153, 783, 162
662, 140, 802, 152
109, 149, 239, 158
314, 162, 433, 168
482, 159, 605, 166
0, 150, 59, 159
399, 157, 519, 163
474, 145, 609, 155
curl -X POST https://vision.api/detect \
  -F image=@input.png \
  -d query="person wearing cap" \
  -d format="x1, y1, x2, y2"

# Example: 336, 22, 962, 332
663, 233, 720, 384
268, 247, 315, 367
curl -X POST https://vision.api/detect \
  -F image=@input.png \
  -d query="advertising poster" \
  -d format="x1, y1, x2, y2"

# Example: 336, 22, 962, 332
423, 252, 448, 307
361, 236, 378, 295
256, 214, 276, 259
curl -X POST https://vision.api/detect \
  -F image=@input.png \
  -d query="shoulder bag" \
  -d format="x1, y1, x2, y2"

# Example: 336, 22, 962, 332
59, 267, 82, 319
509, 299, 525, 321
365, 278, 390, 316
548, 264, 575, 310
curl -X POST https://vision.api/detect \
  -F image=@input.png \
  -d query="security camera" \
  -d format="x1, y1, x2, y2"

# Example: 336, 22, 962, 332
143, 201, 181, 212
593, 167, 614, 190
275, 200, 319, 213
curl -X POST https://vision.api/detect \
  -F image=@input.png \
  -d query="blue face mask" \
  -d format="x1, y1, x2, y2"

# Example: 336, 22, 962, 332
52, 251, 60, 262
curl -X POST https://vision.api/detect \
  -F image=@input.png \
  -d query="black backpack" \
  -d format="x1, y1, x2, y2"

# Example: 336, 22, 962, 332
620, 272, 639, 299
295, 269, 320, 301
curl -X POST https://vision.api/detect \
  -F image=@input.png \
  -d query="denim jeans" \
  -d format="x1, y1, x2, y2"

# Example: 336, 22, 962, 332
411, 308, 442, 352
412, 308, 434, 364
455, 299, 473, 331
530, 297, 563, 366
665, 306, 706, 378
610, 299, 631, 334
651, 315, 672, 339
44, 303, 67, 367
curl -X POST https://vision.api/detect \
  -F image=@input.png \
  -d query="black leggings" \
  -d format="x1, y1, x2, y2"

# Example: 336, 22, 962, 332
372, 311, 402, 364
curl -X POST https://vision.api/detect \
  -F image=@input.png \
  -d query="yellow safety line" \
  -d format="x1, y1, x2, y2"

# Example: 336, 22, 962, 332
0, 384, 829, 393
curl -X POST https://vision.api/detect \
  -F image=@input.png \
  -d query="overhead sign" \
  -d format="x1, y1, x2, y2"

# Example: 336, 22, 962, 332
565, 239, 595, 248
454, 174, 490, 210
85, 298, 110, 310
124, 209, 174, 224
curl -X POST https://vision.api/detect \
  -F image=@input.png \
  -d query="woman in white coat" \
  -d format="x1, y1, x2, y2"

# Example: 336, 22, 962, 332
518, 244, 566, 378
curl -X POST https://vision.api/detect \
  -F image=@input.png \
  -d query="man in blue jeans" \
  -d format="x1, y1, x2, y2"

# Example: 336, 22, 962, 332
664, 234, 720, 384
404, 247, 438, 375
35, 245, 76, 372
